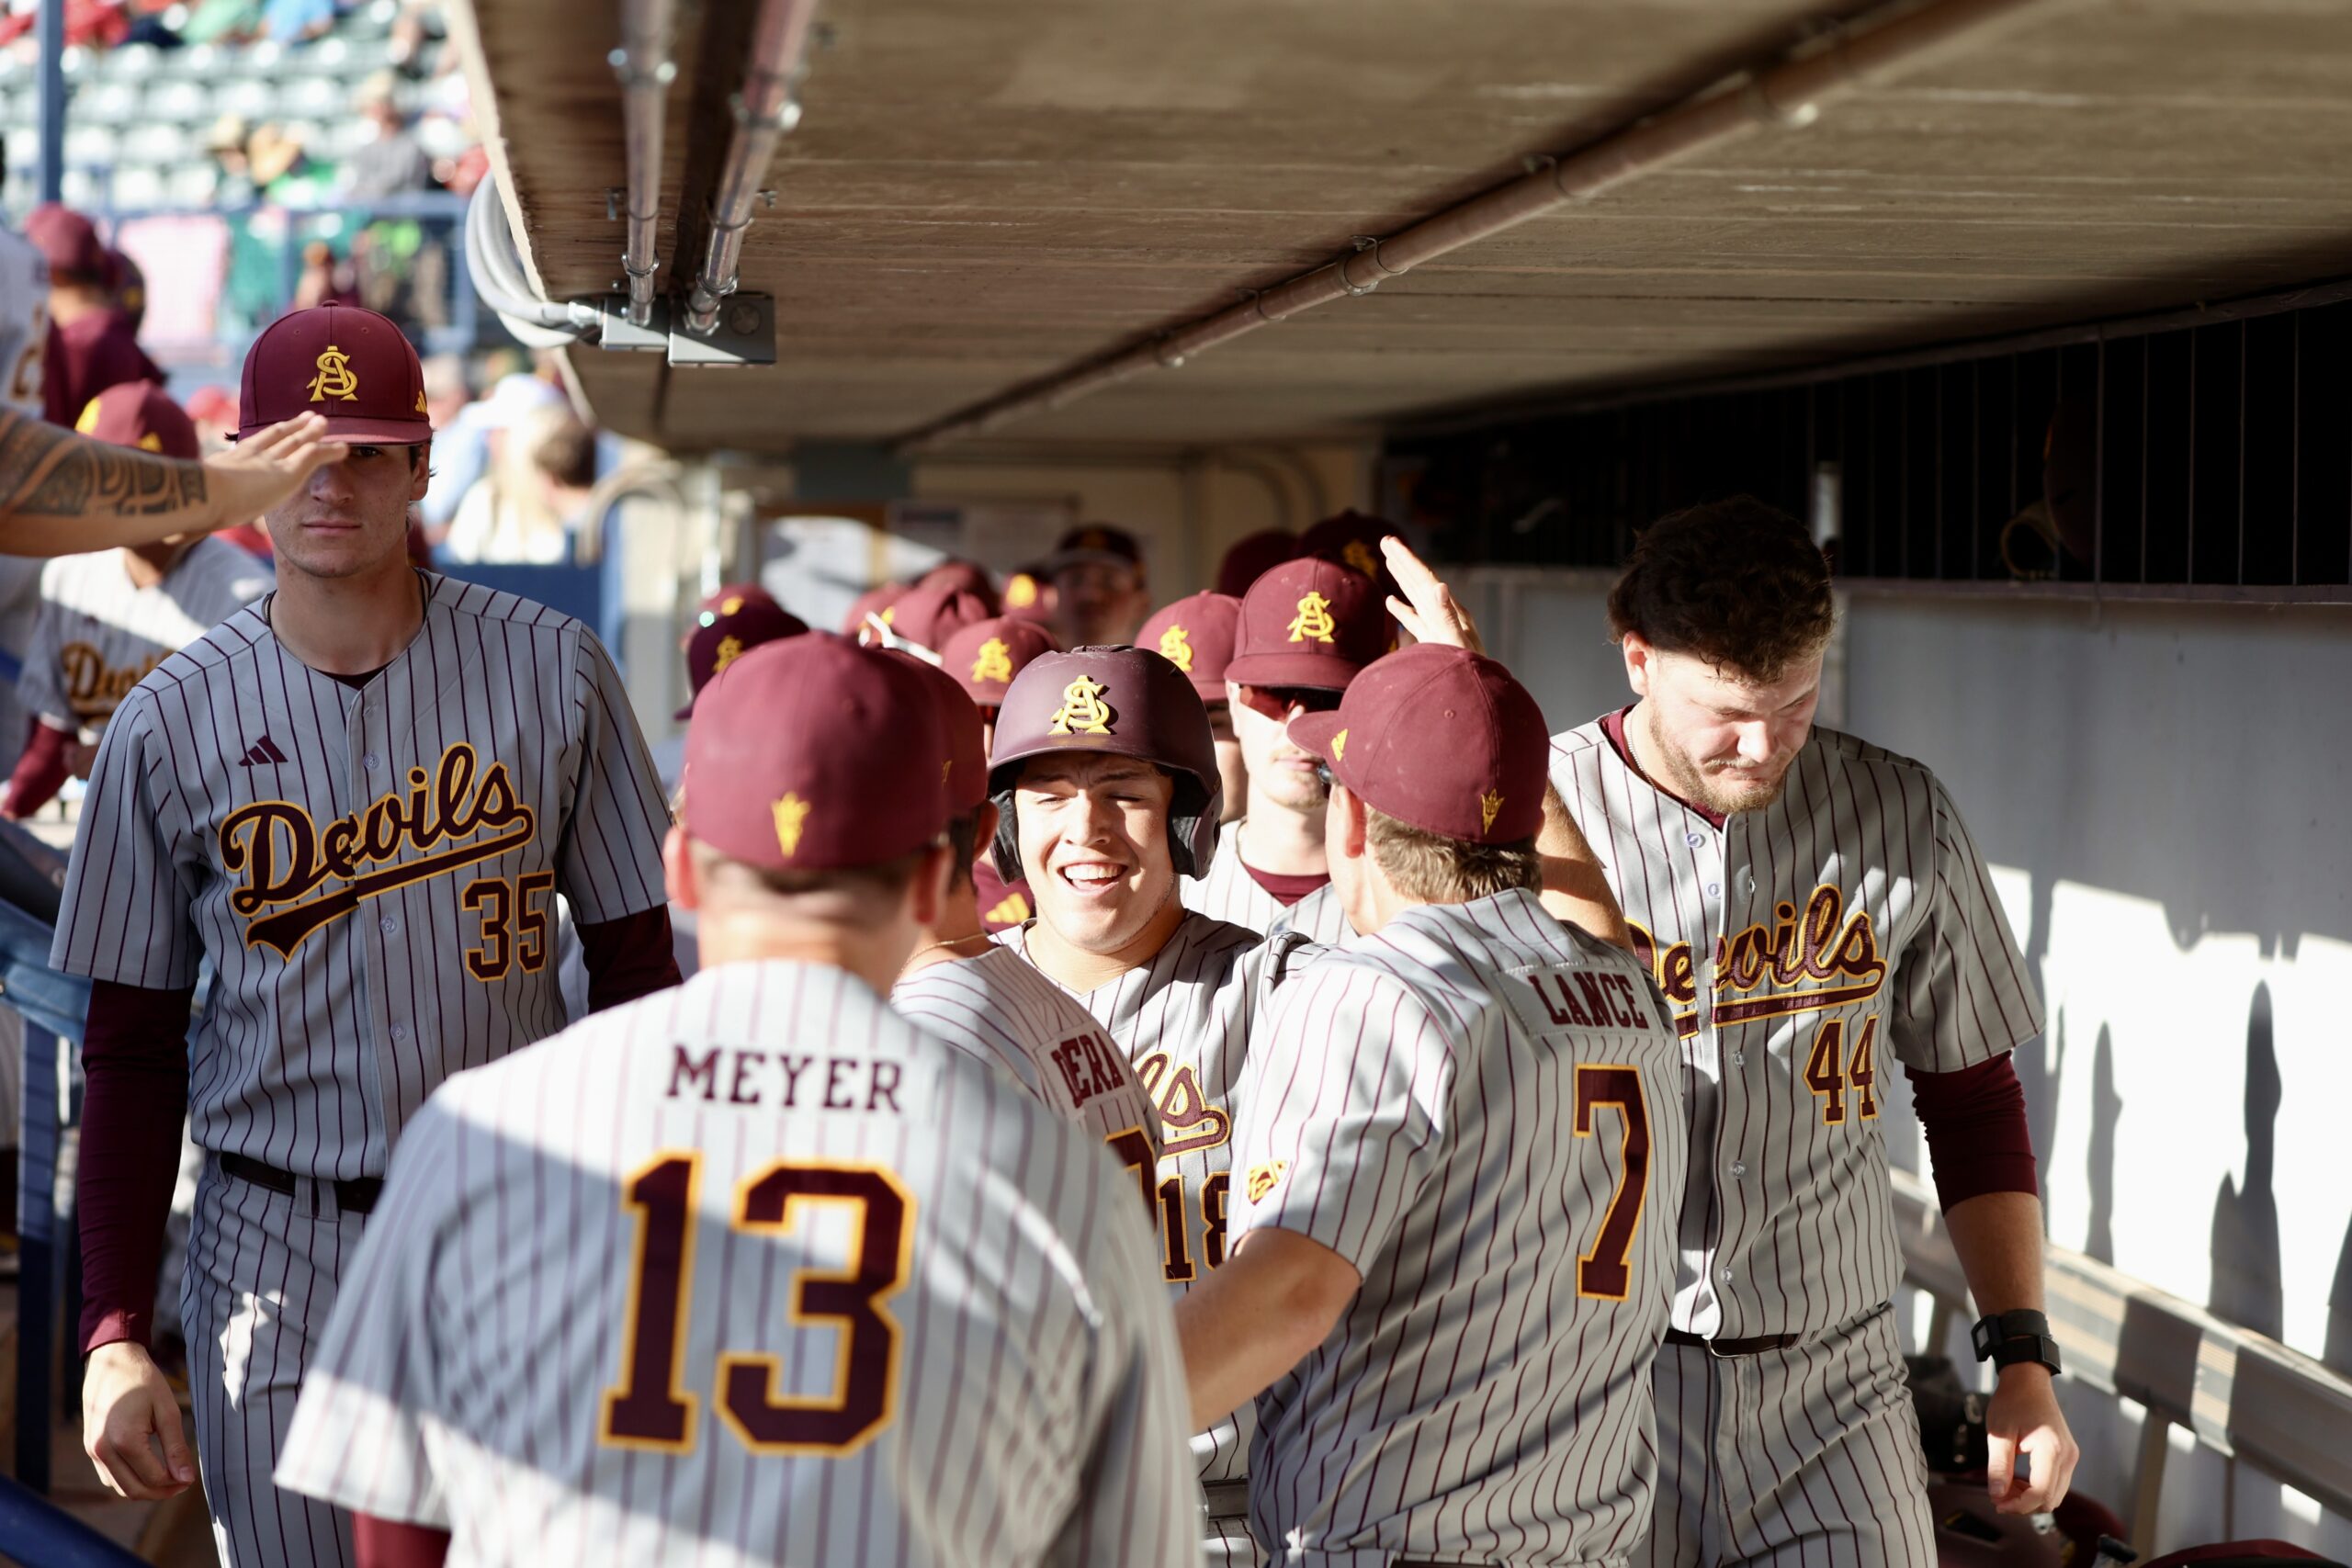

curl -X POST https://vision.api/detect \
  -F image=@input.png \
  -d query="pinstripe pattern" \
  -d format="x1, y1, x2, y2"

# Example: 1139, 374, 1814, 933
892, 944, 1163, 1162
1643, 1310, 1934, 1568
51, 571, 672, 1568
1548, 716, 2040, 1339
276, 960, 1203, 1568
999, 911, 1319, 1566
0, 227, 45, 417
1232, 888, 1685, 1568
1180, 825, 1351, 946
17, 540, 274, 729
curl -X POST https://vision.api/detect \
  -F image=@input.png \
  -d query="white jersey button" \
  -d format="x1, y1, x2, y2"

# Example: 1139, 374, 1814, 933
1720, 1267, 1736, 1282
1705, 883, 1722, 898
1731, 1051, 1746, 1066
390, 1023, 408, 1041
363, 752, 380, 771
379, 917, 398, 935
1731, 1161, 1747, 1178
1684, 830, 1705, 847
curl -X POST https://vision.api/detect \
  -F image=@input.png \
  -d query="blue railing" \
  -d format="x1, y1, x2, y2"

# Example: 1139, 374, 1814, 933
0, 1474, 149, 1567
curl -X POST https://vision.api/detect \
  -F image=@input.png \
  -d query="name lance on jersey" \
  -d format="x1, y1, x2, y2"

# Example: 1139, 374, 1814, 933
1626, 881, 1890, 1038
1526, 968, 1658, 1033
665, 1043, 904, 1114
220, 740, 536, 956
60, 642, 166, 715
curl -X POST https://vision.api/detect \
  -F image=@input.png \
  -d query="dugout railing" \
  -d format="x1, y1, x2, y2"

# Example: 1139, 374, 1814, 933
1891, 1166, 2352, 1547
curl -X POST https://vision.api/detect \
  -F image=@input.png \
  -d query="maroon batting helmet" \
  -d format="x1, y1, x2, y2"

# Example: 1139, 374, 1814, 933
985, 646, 1222, 880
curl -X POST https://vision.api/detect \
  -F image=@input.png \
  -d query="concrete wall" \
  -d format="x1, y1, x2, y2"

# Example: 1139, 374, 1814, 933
1468, 569, 2352, 1555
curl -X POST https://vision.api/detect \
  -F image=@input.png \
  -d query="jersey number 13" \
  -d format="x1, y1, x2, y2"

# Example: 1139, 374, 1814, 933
599, 1153, 916, 1457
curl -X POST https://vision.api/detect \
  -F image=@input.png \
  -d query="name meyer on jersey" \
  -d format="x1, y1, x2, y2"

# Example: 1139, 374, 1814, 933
1628, 881, 1888, 1037
220, 740, 536, 956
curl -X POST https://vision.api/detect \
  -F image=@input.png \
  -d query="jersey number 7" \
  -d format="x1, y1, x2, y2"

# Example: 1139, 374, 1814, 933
599, 1153, 916, 1456
1572, 1065, 1653, 1301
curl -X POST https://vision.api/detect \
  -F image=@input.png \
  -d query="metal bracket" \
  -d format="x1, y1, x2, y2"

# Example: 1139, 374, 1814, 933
597, 294, 669, 351
668, 292, 776, 366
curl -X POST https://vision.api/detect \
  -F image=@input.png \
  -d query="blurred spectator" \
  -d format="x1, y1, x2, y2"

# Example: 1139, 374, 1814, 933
420, 368, 560, 538
1047, 523, 1151, 647
442, 404, 594, 566
259, 0, 335, 43
248, 123, 332, 206
420, 353, 470, 429
206, 115, 259, 204
184, 386, 238, 451
345, 73, 436, 199
28, 204, 162, 429
178, 0, 263, 45
0, 0, 130, 50
292, 239, 363, 310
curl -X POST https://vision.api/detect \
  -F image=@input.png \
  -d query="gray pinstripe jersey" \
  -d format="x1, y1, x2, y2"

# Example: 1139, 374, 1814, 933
997, 911, 1318, 1501
0, 226, 45, 417
1179, 822, 1350, 945
51, 572, 671, 1179
18, 540, 273, 729
276, 959, 1202, 1568
1550, 714, 2041, 1337
892, 944, 1163, 1166
1232, 887, 1686, 1564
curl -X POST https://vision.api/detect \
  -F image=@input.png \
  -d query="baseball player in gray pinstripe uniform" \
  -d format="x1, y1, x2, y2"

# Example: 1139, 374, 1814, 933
1180, 641, 1688, 1568
888, 646, 1162, 1163
277, 632, 1202, 1568
1546, 497, 2076, 1568
989, 644, 1319, 1565
1179, 557, 1388, 948
59, 305, 679, 1568
6, 381, 274, 819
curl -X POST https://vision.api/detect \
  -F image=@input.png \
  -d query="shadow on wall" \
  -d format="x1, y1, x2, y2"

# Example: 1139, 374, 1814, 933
2209, 981, 2284, 1342
2086, 1023, 2120, 1268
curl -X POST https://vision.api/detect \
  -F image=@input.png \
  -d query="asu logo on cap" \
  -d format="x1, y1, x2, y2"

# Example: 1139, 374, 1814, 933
1480, 790, 1505, 835
712, 635, 746, 675
1342, 538, 1380, 579
970, 637, 1014, 685
1287, 591, 1337, 645
1158, 623, 1194, 672
307, 344, 360, 403
1048, 673, 1114, 735
1005, 574, 1039, 608
772, 792, 813, 858
1330, 728, 1349, 762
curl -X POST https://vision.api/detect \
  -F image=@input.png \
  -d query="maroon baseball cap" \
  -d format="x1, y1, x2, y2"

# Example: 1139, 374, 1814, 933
1215, 529, 1300, 599
184, 384, 238, 428
877, 649, 989, 813
881, 581, 993, 656
1138, 592, 1243, 701
676, 583, 808, 720
1000, 566, 1054, 626
1224, 556, 1388, 691
842, 581, 908, 641
27, 203, 105, 278
75, 380, 198, 461
684, 633, 947, 872
1289, 643, 1548, 845
1047, 523, 1143, 574
1301, 509, 1404, 599
914, 559, 1000, 615
938, 615, 1059, 710
237, 303, 431, 444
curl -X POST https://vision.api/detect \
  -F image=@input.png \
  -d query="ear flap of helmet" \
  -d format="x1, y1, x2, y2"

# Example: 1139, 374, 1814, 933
1166, 774, 1221, 880
989, 785, 1023, 884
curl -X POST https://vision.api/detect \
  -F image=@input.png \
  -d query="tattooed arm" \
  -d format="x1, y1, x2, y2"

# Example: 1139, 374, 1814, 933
0, 410, 345, 556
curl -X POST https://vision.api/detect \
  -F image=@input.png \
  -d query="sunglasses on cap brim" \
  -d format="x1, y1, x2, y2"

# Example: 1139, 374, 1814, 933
1237, 683, 1344, 718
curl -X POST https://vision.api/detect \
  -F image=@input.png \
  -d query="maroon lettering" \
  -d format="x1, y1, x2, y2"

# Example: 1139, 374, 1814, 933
777, 1055, 811, 1106
823, 1057, 858, 1111
667, 1045, 719, 1101
728, 1050, 765, 1106
866, 1061, 902, 1114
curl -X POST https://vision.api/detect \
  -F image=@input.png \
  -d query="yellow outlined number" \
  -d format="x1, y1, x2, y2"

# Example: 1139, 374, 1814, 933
1802, 1014, 1882, 1125
461, 869, 553, 981
1571, 1064, 1653, 1301
599, 1154, 915, 1457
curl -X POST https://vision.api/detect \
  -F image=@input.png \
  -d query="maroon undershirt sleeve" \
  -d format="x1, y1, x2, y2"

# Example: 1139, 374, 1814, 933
355, 1515, 451, 1568
4, 716, 72, 819
576, 905, 682, 1014
1905, 1051, 2040, 1212
76, 977, 196, 1354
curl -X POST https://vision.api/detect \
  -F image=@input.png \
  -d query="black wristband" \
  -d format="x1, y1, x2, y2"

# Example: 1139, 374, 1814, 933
1971, 1309, 2062, 1375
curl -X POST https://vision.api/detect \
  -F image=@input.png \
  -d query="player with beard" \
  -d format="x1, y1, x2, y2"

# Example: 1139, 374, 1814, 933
989, 644, 1317, 1565
1548, 496, 2075, 1568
